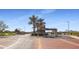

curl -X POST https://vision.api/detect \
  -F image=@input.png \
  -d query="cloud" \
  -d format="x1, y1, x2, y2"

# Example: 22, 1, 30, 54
40, 9, 56, 14
33, 9, 56, 18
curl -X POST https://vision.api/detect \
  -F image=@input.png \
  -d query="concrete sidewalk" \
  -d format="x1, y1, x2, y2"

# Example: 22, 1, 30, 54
69, 35, 79, 40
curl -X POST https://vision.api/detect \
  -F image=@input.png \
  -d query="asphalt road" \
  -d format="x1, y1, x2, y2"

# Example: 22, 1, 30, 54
33, 35, 79, 49
6, 34, 35, 49
0, 34, 79, 49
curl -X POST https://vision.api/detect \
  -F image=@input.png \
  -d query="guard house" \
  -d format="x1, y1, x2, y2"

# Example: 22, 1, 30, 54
45, 28, 57, 37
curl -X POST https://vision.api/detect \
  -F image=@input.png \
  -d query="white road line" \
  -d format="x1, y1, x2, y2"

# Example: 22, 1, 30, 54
35, 37, 42, 49
38, 37, 42, 49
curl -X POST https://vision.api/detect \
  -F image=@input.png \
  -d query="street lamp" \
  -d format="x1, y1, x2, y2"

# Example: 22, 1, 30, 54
67, 21, 70, 35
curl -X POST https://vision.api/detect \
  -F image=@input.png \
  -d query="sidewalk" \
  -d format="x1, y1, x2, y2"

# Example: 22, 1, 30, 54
69, 35, 79, 40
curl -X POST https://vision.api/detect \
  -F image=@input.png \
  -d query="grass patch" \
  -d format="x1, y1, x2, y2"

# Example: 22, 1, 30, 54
69, 32, 79, 36
0, 32, 16, 36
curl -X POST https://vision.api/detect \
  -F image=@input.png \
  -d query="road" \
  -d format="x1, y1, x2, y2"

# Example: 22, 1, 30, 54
6, 34, 35, 49
0, 34, 35, 49
0, 34, 79, 49
33, 36, 79, 49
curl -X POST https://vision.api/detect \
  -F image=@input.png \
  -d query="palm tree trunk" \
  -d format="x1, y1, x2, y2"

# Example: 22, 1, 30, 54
33, 24, 36, 34
33, 27, 35, 33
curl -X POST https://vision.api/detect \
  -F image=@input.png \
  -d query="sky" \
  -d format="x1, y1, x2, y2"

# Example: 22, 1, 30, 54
0, 9, 79, 32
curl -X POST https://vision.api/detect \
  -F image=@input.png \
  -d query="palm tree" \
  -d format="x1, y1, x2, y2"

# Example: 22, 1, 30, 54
28, 15, 38, 34
37, 18, 44, 22
37, 18, 45, 30
36, 18, 45, 35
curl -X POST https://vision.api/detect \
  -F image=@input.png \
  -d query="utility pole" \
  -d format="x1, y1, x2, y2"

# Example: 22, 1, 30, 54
67, 21, 70, 35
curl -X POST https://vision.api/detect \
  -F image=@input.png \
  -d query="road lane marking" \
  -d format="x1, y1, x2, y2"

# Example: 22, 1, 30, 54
35, 37, 42, 49
37, 37, 42, 49
60, 39, 79, 46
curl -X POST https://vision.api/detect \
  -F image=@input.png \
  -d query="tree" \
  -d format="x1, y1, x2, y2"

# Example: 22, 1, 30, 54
36, 18, 45, 35
37, 18, 45, 30
15, 28, 20, 34
28, 15, 38, 34
0, 21, 8, 32
37, 18, 44, 22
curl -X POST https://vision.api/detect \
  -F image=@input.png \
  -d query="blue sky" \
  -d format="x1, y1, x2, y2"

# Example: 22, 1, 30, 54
0, 9, 79, 32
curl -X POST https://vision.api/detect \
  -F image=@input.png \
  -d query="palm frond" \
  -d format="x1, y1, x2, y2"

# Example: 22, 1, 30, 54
28, 21, 32, 24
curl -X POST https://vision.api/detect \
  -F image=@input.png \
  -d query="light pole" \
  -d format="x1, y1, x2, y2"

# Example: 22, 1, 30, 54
67, 21, 70, 35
